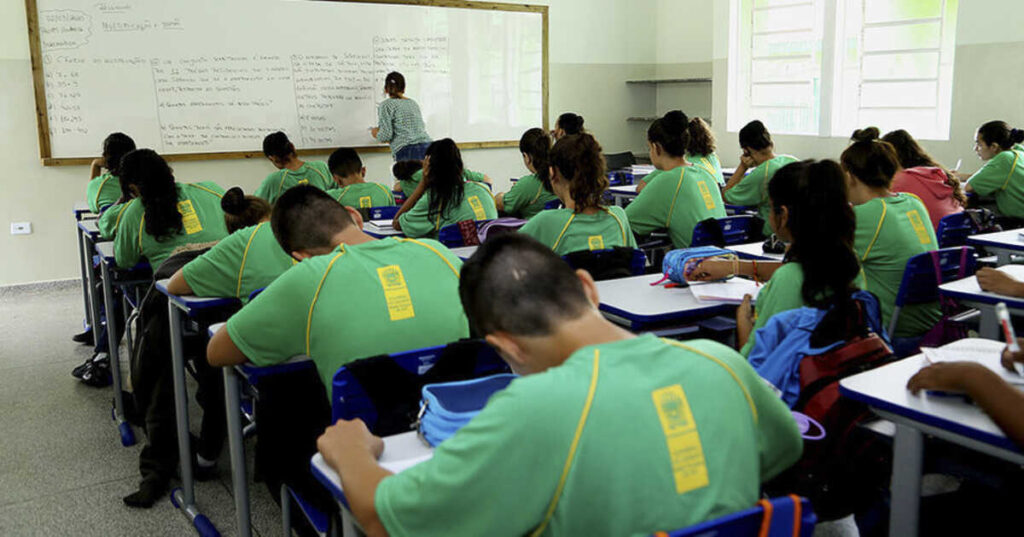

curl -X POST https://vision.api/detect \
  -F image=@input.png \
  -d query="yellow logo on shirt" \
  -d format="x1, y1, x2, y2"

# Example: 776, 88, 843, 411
652, 384, 709, 495
377, 265, 415, 321
697, 181, 716, 210
906, 210, 931, 244
297, 179, 309, 186
359, 196, 372, 208
468, 196, 487, 220
177, 200, 203, 235
587, 235, 605, 250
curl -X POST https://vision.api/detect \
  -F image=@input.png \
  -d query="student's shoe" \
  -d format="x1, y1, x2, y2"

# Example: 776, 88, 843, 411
72, 353, 108, 380
122, 477, 169, 508
72, 329, 94, 345
79, 359, 112, 388
194, 456, 218, 482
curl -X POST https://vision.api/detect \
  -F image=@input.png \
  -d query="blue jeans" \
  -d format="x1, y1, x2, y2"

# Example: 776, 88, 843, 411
394, 141, 431, 162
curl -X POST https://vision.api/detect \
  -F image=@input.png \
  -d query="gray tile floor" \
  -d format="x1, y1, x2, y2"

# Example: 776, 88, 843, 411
0, 284, 284, 536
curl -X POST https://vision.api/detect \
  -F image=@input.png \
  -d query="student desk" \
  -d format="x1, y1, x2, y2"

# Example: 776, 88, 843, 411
722, 167, 736, 180
595, 273, 735, 331
73, 200, 95, 221
451, 245, 478, 260
362, 222, 404, 239
729, 241, 785, 261
938, 264, 1024, 339
967, 228, 1024, 265
840, 338, 1024, 537
606, 184, 639, 207
78, 219, 108, 350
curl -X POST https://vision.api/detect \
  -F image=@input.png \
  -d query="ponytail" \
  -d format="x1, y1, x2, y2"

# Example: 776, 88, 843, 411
519, 128, 552, 191
840, 127, 900, 188
550, 133, 607, 211
423, 139, 465, 223
978, 120, 1024, 150
221, 187, 272, 233
647, 110, 690, 158
120, 149, 183, 242
686, 117, 716, 156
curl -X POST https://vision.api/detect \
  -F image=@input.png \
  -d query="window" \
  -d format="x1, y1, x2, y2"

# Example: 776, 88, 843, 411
728, 0, 959, 140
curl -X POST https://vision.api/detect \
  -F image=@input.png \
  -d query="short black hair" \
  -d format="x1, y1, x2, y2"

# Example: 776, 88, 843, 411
328, 148, 363, 177
263, 131, 294, 160
459, 234, 591, 337
271, 185, 354, 254
102, 132, 136, 177
739, 120, 772, 151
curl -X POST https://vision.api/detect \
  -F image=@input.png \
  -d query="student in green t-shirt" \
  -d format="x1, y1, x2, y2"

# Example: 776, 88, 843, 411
637, 117, 725, 193
520, 133, 636, 255
964, 120, 1024, 219
393, 163, 493, 196
254, 131, 333, 203
496, 128, 560, 219
316, 234, 802, 537
325, 148, 395, 209
207, 185, 469, 395
393, 139, 498, 239
841, 132, 940, 338
86, 132, 136, 213
625, 110, 726, 248
723, 121, 799, 237
167, 187, 293, 301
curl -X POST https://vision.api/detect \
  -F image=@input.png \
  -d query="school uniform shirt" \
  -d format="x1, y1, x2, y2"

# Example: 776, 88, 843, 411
398, 181, 498, 238
854, 193, 940, 338
689, 153, 726, 187
625, 165, 727, 248
113, 182, 228, 270
97, 200, 133, 240
376, 98, 432, 158
502, 174, 559, 219
519, 206, 637, 256
374, 335, 803, 537
891, 167, 964, 230
400, 169, 488, 198
637, 168, 667, 189
739, 263, 807, 357
254, 161, 333, 204
327, 182, 396, 209
224, 237, 469, 396
181, 222, 294, 301
86, 173, 122, 213
723, 155, 799, 236
967, 144, 1024, 218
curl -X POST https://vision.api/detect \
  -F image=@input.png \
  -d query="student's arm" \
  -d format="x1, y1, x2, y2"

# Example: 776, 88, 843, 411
394, 187, 433, 236
747, 364, 803, 479
724, 156, 753, 191
965, 153, 1012, 196
494, 192, 506, 212
376, 104, 394, 143
686, 258, 784, 282
318, 419, 391, 537
207, 327, 248, 367
167, 268, 194, 296
393, 178, 429, 224
723, 162, 764, 204
481, 174, 493, 185
113, 208, 142, 268
90, 158, 104, 180
977, 267, 1024, 297
735, 294, 755, 351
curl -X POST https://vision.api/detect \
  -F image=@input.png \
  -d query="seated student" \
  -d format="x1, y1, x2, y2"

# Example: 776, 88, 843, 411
325, 148, 395, 209
841, 131, 940, 339
881, 128, 966, 229
393, 139, 498, 238
97, 177, 136, 240
254, 131, 333, 203
391, 160, 424, 196
723, 120, 799, 237
964, 121, 1024, 221
625, 111, 726, 248
316, 234, 803, 537
87, 132, 136, 214
520, 133, 636, 255
636, 116, 724, 193
495, 128, 560, 219
552, 111, 585, 140
167, 187, 294, 300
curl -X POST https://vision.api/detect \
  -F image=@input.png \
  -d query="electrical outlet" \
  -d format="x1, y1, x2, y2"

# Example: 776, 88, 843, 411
10, 222, 32, 235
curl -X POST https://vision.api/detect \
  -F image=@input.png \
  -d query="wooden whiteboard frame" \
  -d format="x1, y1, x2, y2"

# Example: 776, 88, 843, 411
26, 0, 548, 166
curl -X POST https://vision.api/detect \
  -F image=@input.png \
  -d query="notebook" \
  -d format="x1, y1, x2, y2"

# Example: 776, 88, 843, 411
922, 338, 1024, 386
689, 279, 761, 304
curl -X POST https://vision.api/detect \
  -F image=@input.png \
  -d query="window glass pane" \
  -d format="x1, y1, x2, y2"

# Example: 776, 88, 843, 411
862, 52, 939, 80
860, 80, 937, 107
754, 0, 812, 7
864, 0, 942, 23
752, 82, 814, 106
750, 106, 819, 135
863, 22, 941, 51
752, 58, 818, 82
753, 31, 818, 57
856, 108, 939, 133
753, 5, 817, 32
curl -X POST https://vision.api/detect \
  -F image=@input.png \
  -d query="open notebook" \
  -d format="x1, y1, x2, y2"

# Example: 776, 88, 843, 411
367, 219, 394, 232
922, 338, 1024, 386
688, 279, 761, 304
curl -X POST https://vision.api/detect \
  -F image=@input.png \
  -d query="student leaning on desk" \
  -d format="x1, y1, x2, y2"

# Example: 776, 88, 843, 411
317, 234, 802, 537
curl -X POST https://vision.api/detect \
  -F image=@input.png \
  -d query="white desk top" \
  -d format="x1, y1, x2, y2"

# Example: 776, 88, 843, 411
451, 245, 478, 260
78, 219, 101, 235
606, 185, 639, 196
595, 273, 733, 326
96, 241, 114, 259
939, 265, 1024, 308
722, 167, 737, 176
967, 228, 1024, 249
363, 222, 404, 237
311, 431, 434, 501
156, 279, 240, 309
729, 241, 784, 261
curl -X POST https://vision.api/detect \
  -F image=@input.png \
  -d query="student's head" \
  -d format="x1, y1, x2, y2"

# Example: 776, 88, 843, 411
392, 159, 423, 182
519, 128, 552, 190
384, 72, 406, 98
423, 138, 465, 221
687, 117, 716, 156
553, 113, 584, 140
120, 149, 182, 241
975, 121, 1024, 160
271, 185, 363, 260
327, 147, 365, 186
549, 133, 607, 211
647, 110, 690, 166
220, 187, 272, 234
767, 159, 858, 308
459, 234, 600, 375
102, 132, 136, 177
262, 131, 296, 169
738, 120, 774, 162
840, 128, 901, 193
883, 129, 967, 206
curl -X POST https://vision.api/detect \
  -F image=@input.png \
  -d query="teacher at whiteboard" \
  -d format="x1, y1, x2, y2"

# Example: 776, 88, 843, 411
371, 72, 433, 161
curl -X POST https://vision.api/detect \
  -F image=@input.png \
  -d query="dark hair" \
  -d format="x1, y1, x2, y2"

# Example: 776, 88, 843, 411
385, 72, 406, 97
459, 234, 591, 336
271, 185, 353, 254
647, 110, 690, 157
687, 117, 716, 156
220, 187, 272, 234
739, 120, 772, 151
120, 149, 182, 242
768, 159, 858, 309
551, 133, 607, 211
262, 131, 295, 160
841, 128, 900, 188
977, 120, 1024, 151
882, 129, 967, 206
519, 128, 552, 191
556, 113, 585, 135
328, 148, 363, 178
392, 160, 423, 182
424, 139, 465, 223
102, 132, 136, 177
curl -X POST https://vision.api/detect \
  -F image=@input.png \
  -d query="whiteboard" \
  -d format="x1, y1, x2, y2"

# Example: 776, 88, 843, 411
30, 0, 546, 162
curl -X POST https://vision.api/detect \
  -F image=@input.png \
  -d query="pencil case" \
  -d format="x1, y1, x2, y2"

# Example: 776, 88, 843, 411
655, 247, 736, 285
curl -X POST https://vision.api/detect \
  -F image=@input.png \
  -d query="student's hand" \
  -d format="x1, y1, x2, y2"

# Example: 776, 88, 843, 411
977, 267, 1024, 297
907, 361, 995, 395
740, 154, 756, 168
635, 180, 647, 194
317, 419, 385, 470
686, 259, 735, 282
370, 127, 380, 139
736, 294, 754, 334
1001, 341, 1024, 373
91, 157, 105, 169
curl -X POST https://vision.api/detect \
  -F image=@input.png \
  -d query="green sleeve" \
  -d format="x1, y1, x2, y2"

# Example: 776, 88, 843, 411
379, 184, 396, 205
502, 176, 540, 215
254, 172, 279, 201
740, 265, 806, 357
397, 194, 438, 238
98, 202, 130, 240
181, 230, 245, 298
724, 165, 766, 206
464, 170, 486, 183
625, 178, 670, 236
610, 206, 638, 248
113, 205, 143, 268
517, 211, 556, 247
225, 265, 311, 366
968, 152, 1015, 196
399, 170, 423, 197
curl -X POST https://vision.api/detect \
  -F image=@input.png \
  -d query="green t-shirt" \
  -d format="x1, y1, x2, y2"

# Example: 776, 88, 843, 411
375, 335, 802, 537
398, 182, 498, 238
689, 153, 725, 187
113, 182, 228, 269
400, 169, 487, 198
519, 206, 637, 255
327, 182, 396, 209
740, 263, 807, 357
967, 144, 1024, 218
225, 237, 469, 396
255, 161, 333, 203
854, 194, 940, 337
181, 222, 294, 301
97, 200, 133, 240
502, 174, 559, 219
723, 155, 799, 236
637, 169, 667, 189
626, 165, 727, 248
87, 172, 122, 213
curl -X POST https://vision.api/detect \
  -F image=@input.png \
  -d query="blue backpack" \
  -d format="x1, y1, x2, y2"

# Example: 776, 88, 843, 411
418, 374, 517, 446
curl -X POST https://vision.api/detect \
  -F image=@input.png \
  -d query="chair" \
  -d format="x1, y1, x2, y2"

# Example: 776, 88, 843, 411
935, 212, 975, 248
562, 247, 646, 281
438, 220, 493, 247
691, 216, 756, 247
604, 151, 636, 171
654, 496, 816, 537
543, 199, 564, 211
364, 205, 400, 221
889, 246, 977, 338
